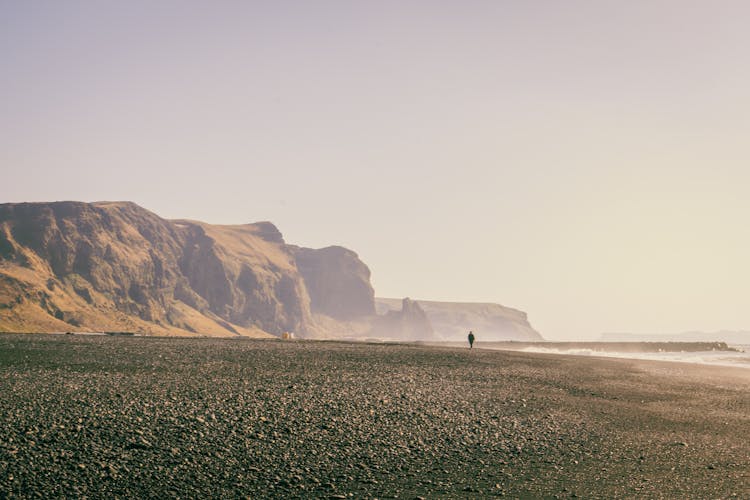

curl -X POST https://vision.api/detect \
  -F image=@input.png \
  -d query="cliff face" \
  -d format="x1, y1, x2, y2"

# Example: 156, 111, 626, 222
376, 298, 543, 342
0, 202, 320, 336
0, 201, 540, 341
369, 298, 437, 341
293, 246, 375, 320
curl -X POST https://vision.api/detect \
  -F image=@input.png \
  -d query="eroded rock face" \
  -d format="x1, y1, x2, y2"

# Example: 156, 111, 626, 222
0, 202, 184, 326
0, 202, 313, 336
0, 201, 543, 341
376, 298, 543, 341
293, 246, 375, 321
176, 221, 311, 335
369, 297, 437, 341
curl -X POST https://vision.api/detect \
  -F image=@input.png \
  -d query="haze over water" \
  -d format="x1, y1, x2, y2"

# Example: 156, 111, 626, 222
2, 1, 750, 340
512, 345, 750, 369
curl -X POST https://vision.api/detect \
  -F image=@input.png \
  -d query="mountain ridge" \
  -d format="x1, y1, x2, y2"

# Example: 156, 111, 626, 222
0, 201, 313, 336
0, 201, 542, 341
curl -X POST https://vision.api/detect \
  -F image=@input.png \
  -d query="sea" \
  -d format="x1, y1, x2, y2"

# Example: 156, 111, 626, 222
514, 344, 750, 369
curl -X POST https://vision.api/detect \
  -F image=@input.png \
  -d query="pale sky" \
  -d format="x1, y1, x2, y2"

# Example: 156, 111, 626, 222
2, 1, 749, 340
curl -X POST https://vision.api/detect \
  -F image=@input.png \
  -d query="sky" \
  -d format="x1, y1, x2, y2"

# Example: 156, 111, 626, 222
2, 1, 749, 340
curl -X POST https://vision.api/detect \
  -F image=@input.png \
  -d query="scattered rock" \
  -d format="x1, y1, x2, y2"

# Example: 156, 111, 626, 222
0, 334, 746, 498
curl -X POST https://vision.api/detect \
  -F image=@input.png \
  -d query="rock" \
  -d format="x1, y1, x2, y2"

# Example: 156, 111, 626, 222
0, 202, 375, 337
3, 321, 745, 499
369, 298, 436, 341
376, 297, 543, 341
293, 246, 375, 320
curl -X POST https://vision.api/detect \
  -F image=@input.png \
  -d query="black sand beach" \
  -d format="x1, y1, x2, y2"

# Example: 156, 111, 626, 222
0, 334, 747, 498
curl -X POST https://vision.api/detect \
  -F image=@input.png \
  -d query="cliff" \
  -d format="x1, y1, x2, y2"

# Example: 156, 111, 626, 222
369, 298, 437, 341
292, 246, 375, 320
0, 201, 540, 341
0, 201, 373, 337
376, 298, 543, 342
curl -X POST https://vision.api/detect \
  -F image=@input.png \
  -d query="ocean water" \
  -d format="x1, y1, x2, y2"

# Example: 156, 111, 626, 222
515, 344, 750, 369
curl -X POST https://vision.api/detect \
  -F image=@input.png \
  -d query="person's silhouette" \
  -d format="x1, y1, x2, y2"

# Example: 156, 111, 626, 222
468, 331, 475, 349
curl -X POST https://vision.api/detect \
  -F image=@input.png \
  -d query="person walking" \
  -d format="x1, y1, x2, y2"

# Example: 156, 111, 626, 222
468, 331, 475, 349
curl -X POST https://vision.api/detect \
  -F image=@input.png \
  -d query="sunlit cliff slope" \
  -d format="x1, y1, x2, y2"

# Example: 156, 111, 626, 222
0, 202, 541, 341
0, 202, 326, 336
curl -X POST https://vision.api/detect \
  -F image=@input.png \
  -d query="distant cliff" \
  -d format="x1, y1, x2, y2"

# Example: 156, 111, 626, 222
376, 298, 543, 342
369, 298, 437, 341
0, 201, 541, 341
293, 246, 375, 320
0, 201, 375, 337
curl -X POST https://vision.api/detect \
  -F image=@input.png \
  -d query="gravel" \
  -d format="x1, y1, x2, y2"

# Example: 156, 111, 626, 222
0, 334, 747, 498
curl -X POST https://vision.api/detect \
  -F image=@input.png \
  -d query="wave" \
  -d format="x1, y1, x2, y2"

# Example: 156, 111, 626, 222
513, 346, 750, 368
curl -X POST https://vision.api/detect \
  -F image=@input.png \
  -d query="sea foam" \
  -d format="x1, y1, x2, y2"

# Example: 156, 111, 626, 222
514, 345, 750, 368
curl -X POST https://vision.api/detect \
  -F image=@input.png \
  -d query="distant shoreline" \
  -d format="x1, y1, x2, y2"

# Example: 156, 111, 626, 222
0, 331, 742, 353
431, 340, 741, 353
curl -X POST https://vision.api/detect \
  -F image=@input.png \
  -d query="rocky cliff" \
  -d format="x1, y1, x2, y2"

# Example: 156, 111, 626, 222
376, 298, 543, 342
292, 246, 375, 320
369, 298, 437, 341
0, 201, 541, 341
0, 201, 374, 337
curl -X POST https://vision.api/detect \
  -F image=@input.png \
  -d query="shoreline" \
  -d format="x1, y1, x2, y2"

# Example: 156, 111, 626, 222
2, 330, 748, 370
423, 339, 742, 352
421, 339, 750, 371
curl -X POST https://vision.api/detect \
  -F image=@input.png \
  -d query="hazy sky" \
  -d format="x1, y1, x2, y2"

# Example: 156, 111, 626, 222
2, 1, 749, 340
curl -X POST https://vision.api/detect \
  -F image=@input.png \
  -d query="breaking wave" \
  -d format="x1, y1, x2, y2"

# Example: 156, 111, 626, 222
515, 345, 750, 368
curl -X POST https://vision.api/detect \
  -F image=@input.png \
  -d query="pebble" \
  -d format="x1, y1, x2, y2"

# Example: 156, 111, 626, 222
0, 334, 746, 498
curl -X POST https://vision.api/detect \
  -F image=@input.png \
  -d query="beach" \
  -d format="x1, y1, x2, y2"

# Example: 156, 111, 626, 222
0, 334, 747, 498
